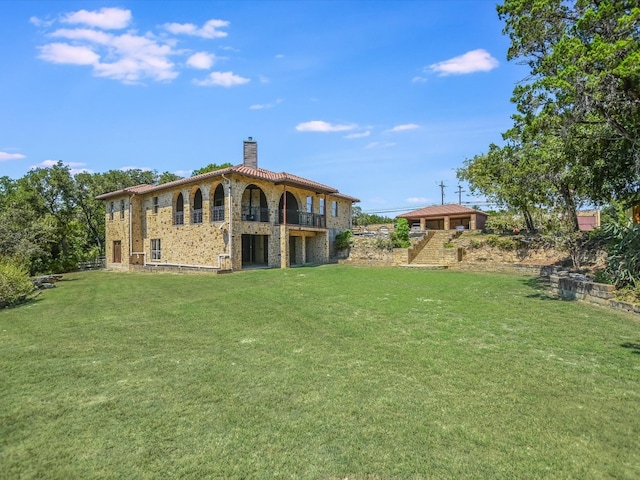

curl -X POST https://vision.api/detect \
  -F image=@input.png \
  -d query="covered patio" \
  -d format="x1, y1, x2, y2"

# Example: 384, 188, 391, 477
397, 204, 488, 231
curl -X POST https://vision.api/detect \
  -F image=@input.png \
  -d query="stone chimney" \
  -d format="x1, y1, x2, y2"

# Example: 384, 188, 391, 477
243, 137, 257, 169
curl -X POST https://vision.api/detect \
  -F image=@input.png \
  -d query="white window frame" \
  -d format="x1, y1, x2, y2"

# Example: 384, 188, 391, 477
151, 239, 161, 261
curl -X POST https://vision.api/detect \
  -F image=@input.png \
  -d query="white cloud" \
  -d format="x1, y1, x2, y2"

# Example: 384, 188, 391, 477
406, 197, 431, 204
38, 42, 100, 65
429, 49, 499, 76
0, 152, 26, 161
62, 7, 131, 30
29, 16, 54, 28
31, 160, 91, 174
41, 29, 179, 83
344, 131, 370, 139
164, 19, 229, 38
296, 121, 357, 133
249, 98, 283, 110
194, 71, 250, 87
51, 27, 112, 44
365, 142, 396, 149
412, 76, 428, 83
387, 124, 419, 133
186, 52, 216, 69
34, 9, 234, 85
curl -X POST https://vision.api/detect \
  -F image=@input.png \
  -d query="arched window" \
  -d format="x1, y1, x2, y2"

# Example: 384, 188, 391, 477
120, 199, 125, 219
211, 184, 225, 222
192, 188, 203, 224
174, 192, 184, 225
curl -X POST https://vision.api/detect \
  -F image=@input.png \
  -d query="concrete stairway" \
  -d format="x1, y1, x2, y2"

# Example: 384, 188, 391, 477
408, 230, 462, 266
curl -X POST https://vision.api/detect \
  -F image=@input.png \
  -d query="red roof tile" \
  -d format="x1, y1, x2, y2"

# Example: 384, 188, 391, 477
95, 164, 359, 202
397, 204, 487, 218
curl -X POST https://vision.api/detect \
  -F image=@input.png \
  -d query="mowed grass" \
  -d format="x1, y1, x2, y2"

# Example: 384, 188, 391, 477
1, 266, 639, 479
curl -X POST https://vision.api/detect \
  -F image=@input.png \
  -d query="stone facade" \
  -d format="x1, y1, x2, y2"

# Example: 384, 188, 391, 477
98, 140, 358, 272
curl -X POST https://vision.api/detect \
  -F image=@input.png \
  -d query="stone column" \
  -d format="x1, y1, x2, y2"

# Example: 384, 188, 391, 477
280, 224, 289, 268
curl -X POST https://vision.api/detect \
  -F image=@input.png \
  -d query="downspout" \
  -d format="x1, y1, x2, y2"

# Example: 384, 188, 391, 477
222, 174, 233, 269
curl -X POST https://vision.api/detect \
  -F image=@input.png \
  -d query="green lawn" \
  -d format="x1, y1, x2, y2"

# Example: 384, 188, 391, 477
1, 266, 639, 479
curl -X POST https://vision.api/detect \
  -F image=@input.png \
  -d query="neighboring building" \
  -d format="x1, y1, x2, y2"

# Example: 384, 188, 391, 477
96, 138, 359, 272
397, 204, 488, 231
577, 210, 601, 231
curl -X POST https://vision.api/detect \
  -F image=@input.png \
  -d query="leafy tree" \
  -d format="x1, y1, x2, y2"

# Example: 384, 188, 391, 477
352, 206, 394, 226
158, 171, 183, 184
192, 163, 233, 176
462, 1, 639, 231
497, 0, 640, 205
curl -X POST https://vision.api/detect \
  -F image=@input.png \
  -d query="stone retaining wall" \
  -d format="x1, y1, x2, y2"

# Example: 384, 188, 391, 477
548, 274, 640, 315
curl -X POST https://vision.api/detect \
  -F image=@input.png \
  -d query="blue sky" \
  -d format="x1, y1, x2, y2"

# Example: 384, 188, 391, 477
0, 1, 526, 213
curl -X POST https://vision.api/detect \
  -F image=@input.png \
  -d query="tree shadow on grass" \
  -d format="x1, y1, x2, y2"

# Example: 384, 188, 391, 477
520, 276, 562, 301
621, 342, 640, 354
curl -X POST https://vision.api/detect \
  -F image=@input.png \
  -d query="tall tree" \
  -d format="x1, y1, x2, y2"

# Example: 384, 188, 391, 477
498, 0, 640, 204
191, 163, 233, 176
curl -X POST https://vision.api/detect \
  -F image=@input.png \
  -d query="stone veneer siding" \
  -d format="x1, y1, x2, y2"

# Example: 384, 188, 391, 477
103, 174, 354, 271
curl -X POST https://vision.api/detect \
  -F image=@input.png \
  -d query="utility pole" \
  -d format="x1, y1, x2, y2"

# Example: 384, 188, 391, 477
438, 180, 446, 205
456, 185, 465, 204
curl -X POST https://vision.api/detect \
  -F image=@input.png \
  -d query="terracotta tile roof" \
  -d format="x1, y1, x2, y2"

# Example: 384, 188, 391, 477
95, 164, 360, 202
397, 204, 488, 218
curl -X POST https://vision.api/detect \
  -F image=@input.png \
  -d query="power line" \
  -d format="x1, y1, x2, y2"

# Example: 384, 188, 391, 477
361, 201, 497, 215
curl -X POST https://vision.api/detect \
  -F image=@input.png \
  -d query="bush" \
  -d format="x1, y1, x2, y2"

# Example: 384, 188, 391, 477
391, 218, 411, 248
334, 230, 353, 251
600, 222, 640, 288
375, 237, 395, 251
0, 259, 34, 307
485, 234, 518, 251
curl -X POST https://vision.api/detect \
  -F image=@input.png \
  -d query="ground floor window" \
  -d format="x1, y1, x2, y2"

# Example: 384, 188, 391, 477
151, 238, 161, 261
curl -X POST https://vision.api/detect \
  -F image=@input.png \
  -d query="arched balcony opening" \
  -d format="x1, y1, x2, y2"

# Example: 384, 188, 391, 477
211, 184, 225, 222
174, 192, 184, 225
279, 192, 300, 225
241, 184, 269, 222
192, 188, 203, 224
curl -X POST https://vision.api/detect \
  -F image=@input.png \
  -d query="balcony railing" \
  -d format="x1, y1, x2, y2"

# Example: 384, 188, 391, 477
192, 208, 203, 224
174, 211, 184, 225
242, 206, 270, 222
211, 205, 225, 222
279, 209, 326, 227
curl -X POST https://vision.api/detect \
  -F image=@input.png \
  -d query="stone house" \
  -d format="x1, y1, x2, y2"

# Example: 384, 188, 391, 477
397, 204, 488, 231
96, 139, 359, 272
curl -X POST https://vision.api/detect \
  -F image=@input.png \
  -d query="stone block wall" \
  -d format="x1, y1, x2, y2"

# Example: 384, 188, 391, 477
549, 274, 615, 305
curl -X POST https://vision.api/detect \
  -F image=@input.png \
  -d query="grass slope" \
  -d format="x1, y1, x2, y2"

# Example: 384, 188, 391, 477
1, 266, 639, 479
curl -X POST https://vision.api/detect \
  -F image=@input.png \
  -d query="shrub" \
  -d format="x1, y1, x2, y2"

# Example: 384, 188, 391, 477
334, 229, 353, 251
391, 218, 411, 248
0, 259, 34, 307
485, 234, 518, 250
600, 222, 640, 288
375, 237, 395, 251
